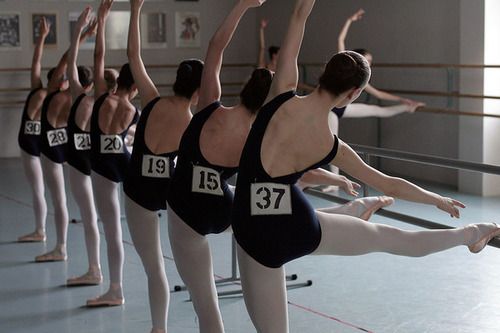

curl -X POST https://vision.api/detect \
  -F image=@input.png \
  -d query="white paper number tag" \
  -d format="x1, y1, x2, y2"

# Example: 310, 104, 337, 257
192, 165, 223, 196
74, 133, 91, 150
24, 121, 41, 135
250, 182, 292, 216
142, 155, 170, 178
47, 128, 68, 147
100, 135, 123, 154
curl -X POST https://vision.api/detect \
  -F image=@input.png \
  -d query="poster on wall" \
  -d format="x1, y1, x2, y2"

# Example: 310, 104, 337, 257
141, 12, 167, 49
32, 14, 57, 46
0, 13, 20, 49
175, 11, 200, 48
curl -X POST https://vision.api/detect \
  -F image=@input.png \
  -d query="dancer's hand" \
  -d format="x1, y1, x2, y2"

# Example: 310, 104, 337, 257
340, 177, 361, 197
39, 17, 51, 38
349, 9, 365, 22
77, 7, 92, 29
436, 196, 465, 218
84, 18, 98, 38
98, 0, 114, 20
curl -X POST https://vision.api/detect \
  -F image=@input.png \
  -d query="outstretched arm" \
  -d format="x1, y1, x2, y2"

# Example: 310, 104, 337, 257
31, 17, 50, 90
68, 7, 95, 99
332, 140, 465, 218
364, 84, 424, 106
300, 168, 361, 196
266, 0, 316, 101
257, 18, 268, 68
198, 0, 266, 112
95, 0, 114, 98
128, 0, 159, 107
337, 8, 364, 52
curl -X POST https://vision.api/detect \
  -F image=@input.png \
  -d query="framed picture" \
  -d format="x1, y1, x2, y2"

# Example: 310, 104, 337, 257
32, 13, 57, 46
68, 12, 96, 49
141, 12, 167, 49
175, 11, 200, 48
106, 11, 129, 50
0, 13, 20, 49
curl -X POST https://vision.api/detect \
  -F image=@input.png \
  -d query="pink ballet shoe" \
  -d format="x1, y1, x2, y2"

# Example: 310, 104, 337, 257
86, 295, 124, 307
18, 232, 46, 243
358, 196, 394, 221
468, 223, 500, 254
67, 272, 103, 286
35, 250, 67, 262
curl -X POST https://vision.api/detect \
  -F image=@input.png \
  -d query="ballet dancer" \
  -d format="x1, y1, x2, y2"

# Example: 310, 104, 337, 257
64, 7, 102, 286
17, 17, 50, 243
86, 0, 139, 307
124, 0, 203, 331
165, 0, 269, 331
231, 1, 500, 332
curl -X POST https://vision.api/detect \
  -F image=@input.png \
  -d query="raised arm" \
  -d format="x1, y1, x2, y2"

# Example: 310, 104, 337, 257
267, 0, 316, 100
31, 17, 50, 90
128, 0, 159, 107
364, 84, 424, 106
332, 140, 465, 218
337, 8, 364, 52
198, 0, 266, 112
68, 7, 94, 99
257, 18, 268, 68
94, 0, 114, 98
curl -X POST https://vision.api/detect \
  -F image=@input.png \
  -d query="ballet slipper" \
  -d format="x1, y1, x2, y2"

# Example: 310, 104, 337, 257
67, 272, 103, 286
357, 196, 394, 221
18, 232, 46, 243
86, 294, 124, 307
468, 223, 500, 254
35, 249, 67, 262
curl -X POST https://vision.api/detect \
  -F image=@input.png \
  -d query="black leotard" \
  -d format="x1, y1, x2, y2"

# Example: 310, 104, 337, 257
166, 101, 238, 235
232, 91, 339, 268
67, 94, 92, 175
90, 93, 139, 183
18, 88, 43, 156
124, 97, 177, 211
331, 106, 346, 119
40, 91, 68, 163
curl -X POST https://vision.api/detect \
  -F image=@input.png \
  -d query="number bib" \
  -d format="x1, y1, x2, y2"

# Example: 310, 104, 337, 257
24, 121, 41, 135
47, 128, 68, 147
142, 155, 170, 178
192, 165, 223, 196
250, 183, 292, 216
100, 135, 123, 154
74, 133, 91, 150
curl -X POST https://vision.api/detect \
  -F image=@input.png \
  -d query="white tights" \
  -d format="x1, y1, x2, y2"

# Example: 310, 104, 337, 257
167, 203, 224, 333
91, 172, 123, 296
40, 155, 68, 252
125, 196, 169, 331
68, 166, 100, 272
237, 210, 484, 333
343, 103, 413, 118
21, 151, 47, 235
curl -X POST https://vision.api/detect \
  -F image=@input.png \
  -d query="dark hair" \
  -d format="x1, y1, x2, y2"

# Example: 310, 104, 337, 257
318, 51, 371, 96
104, 68, 118, 92
268, 46, 280, 60
352, 48, 370, 57
240, 68, 273, 113
117, 63, 135, 91
47, 67, 56, 82
173, 59, 204, 99
77, 66, 93, 88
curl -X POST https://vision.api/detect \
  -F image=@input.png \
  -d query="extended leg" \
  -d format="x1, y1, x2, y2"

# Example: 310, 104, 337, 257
343, 103, 412, 118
